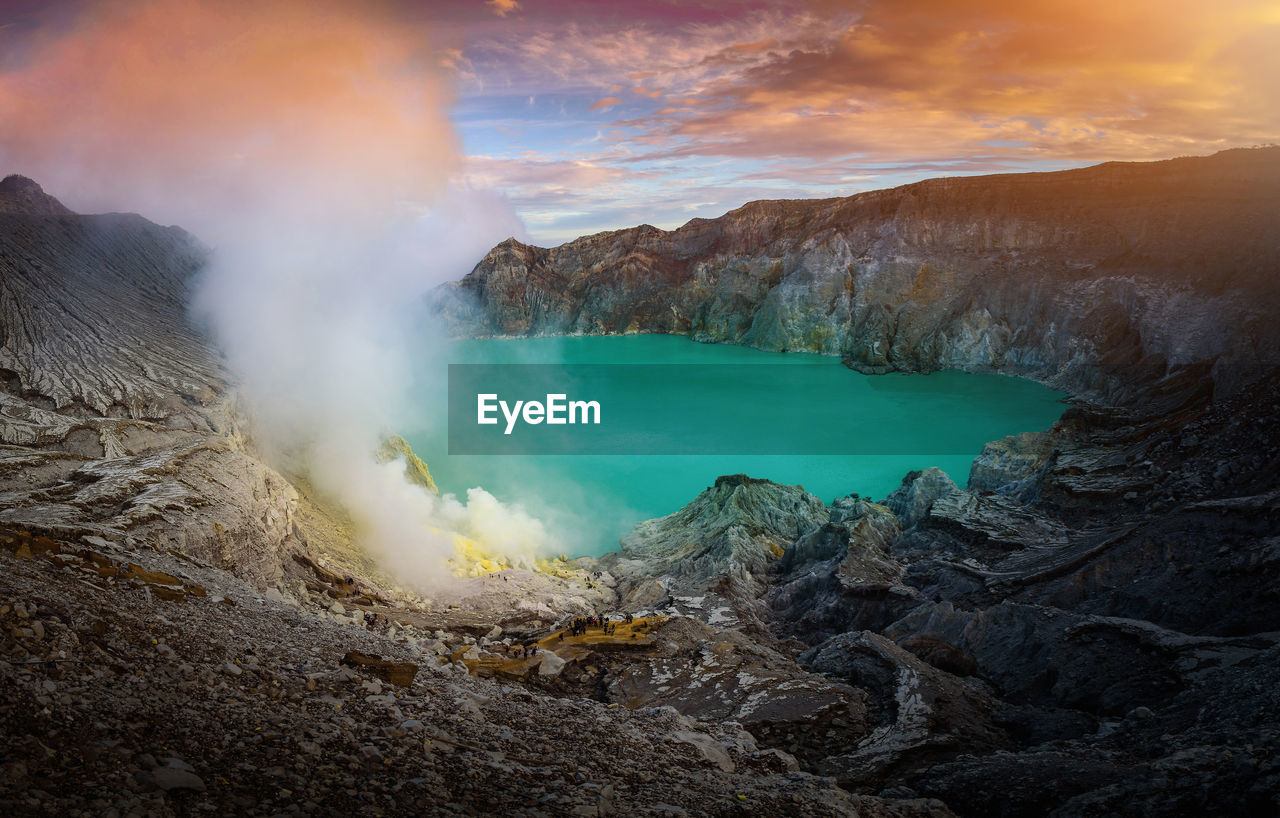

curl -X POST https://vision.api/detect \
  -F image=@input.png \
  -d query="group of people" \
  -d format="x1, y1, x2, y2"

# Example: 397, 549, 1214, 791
565, 616, 602, 636
511, 643, 539, 659
560, 612, 642, 638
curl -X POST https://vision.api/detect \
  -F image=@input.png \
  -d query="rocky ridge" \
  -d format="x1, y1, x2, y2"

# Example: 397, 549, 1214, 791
0, 175, 74, 217
434, 147, 1280, 402
0, 184, 314, 591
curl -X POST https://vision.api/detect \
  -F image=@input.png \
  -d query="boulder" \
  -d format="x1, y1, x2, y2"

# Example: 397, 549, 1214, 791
881, 468, 958, 530
339, 651, 419, 688
801, 631, 1010, 788
152, 766, 207, 792
537, 650, 567, 677
967, 431, 1055, 496
668, 731, 735, 773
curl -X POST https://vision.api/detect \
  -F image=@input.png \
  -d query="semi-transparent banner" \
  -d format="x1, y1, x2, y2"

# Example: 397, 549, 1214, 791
447, 363, 1065, 455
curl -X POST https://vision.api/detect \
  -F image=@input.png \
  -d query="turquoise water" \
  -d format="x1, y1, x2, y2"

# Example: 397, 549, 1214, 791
406, 335, 1066, 556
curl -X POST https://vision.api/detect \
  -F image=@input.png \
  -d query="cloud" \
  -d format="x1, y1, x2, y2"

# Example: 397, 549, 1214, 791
588, 96, 622, 111
0, 0, 458, 227
464, 154, 626, 190
447, 0, 1279, 244
486, 0, 521, 17
622, 0, 1280, 163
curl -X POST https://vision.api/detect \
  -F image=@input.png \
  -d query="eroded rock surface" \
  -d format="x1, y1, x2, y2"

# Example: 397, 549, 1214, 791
601, 473, 829, 630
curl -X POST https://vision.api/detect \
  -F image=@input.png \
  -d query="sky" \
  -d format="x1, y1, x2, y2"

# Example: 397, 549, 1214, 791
2, 0, 1278, 247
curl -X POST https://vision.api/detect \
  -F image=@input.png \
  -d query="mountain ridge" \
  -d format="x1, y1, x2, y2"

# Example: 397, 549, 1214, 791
434, 147, 1280, 404
0, 174, 75, 216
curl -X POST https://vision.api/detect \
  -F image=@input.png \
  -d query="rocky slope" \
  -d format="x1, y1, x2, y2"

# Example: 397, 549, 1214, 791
0, 178, 955, 816
0, 177, 316, 591
4, 527, 917, 818
5, 155, 1280, 816
434, 147, 1280, 402
0, 175, 74, 216
578, 444, 1280, 815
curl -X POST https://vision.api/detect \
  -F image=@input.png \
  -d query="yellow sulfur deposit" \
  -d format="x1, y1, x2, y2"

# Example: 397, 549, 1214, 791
448, 534, 512, 577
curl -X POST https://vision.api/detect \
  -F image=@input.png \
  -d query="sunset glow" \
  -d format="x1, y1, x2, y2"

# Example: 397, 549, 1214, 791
1, 0, 1276, 244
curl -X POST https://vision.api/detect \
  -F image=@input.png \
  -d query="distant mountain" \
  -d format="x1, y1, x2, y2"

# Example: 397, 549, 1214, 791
435, 147, 1280, 403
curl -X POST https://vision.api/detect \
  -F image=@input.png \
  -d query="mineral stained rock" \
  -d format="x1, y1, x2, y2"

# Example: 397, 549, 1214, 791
375, 433, 437, 492
339, 650, 420, 687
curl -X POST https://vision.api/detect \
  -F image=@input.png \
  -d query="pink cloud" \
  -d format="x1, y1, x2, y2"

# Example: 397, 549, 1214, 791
466, 1, 1278, 166
589, 96, 622, 111
618, 0, 1280, 163
0, 0, 457, 230
486, 0, 521, 18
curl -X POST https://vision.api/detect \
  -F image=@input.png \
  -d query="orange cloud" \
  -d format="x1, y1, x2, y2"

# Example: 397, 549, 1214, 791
0, 0, 457, 231
486, 0, 521, 18
589, 96, 623, 111
625, 0, 1280, 162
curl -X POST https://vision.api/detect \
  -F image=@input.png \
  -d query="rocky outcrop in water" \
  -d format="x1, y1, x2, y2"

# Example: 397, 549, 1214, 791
435, 147, 1280, 402
603, 473, 828, 619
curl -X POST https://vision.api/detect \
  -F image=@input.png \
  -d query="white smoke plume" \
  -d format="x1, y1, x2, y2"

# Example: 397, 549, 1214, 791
0, 0, 551, 586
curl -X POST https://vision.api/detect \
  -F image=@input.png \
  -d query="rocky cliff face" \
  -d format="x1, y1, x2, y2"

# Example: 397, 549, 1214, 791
0, 175, 74, 216
0, 181, 312, 589
435, 147, 1280, 402
592, 432, 1280, 814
